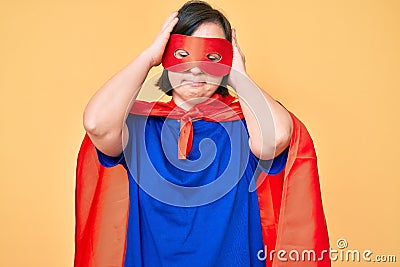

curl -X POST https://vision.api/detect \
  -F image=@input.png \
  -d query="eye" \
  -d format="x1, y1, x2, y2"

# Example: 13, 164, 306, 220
206, 53, 222, 62
174, 49, 189, 59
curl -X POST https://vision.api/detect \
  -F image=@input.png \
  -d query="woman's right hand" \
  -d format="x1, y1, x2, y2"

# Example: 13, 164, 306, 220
144, 11, 179, 67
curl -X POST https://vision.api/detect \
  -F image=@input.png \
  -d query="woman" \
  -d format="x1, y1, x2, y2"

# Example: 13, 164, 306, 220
76, 1, 329, 266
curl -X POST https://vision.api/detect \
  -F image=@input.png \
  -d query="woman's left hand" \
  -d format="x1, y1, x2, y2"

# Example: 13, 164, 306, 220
228, 28, 247, 85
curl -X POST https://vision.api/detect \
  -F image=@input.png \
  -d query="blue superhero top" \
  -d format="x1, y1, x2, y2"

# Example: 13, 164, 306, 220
96, 114, 288, 267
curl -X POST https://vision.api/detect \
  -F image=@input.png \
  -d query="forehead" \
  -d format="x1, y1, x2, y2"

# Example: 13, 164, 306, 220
191, 22, 226, 39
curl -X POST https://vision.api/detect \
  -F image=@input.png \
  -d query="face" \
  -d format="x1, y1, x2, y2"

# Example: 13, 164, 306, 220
167, 22, 227, 110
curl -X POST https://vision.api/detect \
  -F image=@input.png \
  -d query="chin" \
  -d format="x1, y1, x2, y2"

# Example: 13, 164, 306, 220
183, 93, 209, 103
180, 84, 215, 96
171, 82, 220, 109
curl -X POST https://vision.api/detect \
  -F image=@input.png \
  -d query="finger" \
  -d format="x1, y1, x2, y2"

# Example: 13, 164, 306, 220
156, 17, 178, 46
161, 11, 177, 30
232, 28, 238, 45
232, 29, 242, 50
155, 16, 179, 48
161, 11, 178, 31
232, 29, 246, 63
232, 31, 241, 55
162, 16, 179, 34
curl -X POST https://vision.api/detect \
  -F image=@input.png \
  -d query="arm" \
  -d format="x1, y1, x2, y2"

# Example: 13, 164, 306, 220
228, 29, 293, 160
83, 12, 179, 157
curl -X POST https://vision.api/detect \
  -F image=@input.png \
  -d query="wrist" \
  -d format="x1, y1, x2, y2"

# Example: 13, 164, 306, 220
139, 49, 157, 69
228, 69, 249, 89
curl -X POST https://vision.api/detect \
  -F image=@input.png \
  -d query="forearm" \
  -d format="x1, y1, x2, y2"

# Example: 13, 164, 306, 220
83, 51, 153, 137
230, 72, 293, 160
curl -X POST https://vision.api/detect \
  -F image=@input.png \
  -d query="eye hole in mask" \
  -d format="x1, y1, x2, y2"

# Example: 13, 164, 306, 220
206, 53, 222, 62
174, 49, 189, 59
173, 50, 222, 62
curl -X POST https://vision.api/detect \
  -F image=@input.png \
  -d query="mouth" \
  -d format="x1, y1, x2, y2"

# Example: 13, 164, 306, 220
182, 80, 207, 87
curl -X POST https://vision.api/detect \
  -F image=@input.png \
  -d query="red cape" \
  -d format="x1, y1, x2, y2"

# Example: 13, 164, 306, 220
74, 111, 330, 267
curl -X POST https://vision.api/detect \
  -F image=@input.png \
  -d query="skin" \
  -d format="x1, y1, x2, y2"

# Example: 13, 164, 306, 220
83, 11, 292, 160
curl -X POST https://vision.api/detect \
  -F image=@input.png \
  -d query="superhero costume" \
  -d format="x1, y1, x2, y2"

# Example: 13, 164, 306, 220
74, 34, 330, 266
74, 95, 330, 266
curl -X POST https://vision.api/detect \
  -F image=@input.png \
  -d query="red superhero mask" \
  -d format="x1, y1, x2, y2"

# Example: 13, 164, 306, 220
162, 34, 233, 77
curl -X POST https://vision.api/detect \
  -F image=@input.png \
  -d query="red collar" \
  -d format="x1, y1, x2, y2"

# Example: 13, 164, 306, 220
129, 93, 244, 159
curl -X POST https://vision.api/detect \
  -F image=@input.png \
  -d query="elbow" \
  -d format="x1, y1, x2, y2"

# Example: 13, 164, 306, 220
83, 109, 107, 137
250, 110, 293, 160
275, 129, 292, 155
250, 141, 274, 160
250, 125, 292, 160
272, 112, 293, 156
273, 119, 293, 155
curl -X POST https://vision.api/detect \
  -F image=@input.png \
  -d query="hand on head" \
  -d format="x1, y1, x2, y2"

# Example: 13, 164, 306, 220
144, 11, 179, 67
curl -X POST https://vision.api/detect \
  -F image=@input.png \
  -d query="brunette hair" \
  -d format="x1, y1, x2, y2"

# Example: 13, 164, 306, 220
156, 0, 232, 97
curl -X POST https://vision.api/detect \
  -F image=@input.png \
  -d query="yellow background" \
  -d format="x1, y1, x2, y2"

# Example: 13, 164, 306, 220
1, 0, 399, 266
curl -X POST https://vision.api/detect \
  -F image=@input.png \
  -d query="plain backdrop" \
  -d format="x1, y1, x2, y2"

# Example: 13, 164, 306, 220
0, 0, 399, 266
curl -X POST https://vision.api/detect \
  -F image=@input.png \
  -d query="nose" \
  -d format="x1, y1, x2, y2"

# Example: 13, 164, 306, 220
189, 66, 203, 75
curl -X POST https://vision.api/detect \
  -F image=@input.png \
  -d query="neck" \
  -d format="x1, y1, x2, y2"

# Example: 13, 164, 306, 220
172, 96, 213, 111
